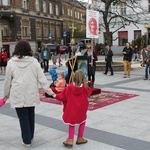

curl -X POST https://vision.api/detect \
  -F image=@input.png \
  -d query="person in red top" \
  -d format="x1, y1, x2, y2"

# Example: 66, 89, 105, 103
53, 69, 92, 147
0, 47, 8, 73
51, 72, 66, 94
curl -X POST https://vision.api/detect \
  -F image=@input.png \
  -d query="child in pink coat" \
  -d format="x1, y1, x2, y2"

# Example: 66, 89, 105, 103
53, 69, 92, 147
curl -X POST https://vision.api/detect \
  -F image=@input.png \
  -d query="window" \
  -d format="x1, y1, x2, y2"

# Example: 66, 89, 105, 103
56, 23, 60, 38
134, 30, 141, 40
0, 21, 9, 36
120, 2, 126, 15
50, 22, 55, 37
36, 22, 41, 37
68, 8, 70, 16
0, 0, 9, 6
118, 31, 128, 46
43, 23, 48, 37
49, 3, 53, 14
22, 20, 29, 36
22, 0, 28, 9
56, 4, 59, 15
77, 12, 79, 19
36, 0, 40, 12
43, 1, 47, 13
62, 7, 64, 15
70, 9, 72, 17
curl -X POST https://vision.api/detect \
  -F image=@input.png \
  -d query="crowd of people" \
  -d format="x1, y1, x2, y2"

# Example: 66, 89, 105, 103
0, 39, 150, 148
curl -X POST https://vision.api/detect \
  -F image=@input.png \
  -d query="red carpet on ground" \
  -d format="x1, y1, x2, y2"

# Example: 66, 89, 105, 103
39, 89, 138, 111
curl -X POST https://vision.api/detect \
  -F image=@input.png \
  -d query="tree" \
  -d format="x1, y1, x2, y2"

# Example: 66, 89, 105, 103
93, 0, 150, 46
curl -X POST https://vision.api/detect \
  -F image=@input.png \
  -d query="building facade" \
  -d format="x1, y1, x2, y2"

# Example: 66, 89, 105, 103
94, 0, 150, 54
62, 0, 86, 45
0, 0, 86, 56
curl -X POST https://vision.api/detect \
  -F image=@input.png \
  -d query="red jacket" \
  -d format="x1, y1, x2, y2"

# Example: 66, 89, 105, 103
0, 51, 8, 62
56, 83, 92, 125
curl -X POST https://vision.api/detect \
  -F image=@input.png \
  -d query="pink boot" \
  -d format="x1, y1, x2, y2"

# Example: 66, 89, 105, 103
0, 98, 5, 107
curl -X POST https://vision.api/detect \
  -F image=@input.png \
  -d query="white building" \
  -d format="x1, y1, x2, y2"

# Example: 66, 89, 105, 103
94, 0, 150, 54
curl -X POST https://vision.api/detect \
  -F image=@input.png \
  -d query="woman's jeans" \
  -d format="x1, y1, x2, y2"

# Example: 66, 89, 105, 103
16, 107, 35, 144
145, 63, 150, 79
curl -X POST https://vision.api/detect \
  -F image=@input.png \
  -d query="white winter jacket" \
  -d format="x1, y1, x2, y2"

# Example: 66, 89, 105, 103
4, 56, 54, 108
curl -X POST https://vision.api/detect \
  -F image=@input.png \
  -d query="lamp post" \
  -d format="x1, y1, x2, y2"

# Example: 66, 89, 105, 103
0, 22, 2, 48
0, 15, 2, 48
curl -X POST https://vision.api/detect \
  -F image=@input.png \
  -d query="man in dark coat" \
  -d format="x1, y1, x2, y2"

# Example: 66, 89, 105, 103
103, 45, 114, 75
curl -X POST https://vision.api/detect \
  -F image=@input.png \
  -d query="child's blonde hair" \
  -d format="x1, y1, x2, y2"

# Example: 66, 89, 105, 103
73, 69, 87, 88
58, 72, 65, 78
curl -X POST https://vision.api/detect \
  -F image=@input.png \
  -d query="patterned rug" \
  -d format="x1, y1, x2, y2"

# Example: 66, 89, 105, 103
39, 89, 138, 111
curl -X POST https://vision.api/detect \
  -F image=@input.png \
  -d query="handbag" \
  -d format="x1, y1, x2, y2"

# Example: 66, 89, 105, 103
0, 98, 5, 107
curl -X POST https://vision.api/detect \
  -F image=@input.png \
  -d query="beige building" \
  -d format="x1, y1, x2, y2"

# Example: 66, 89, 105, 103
0, 0, 86, 56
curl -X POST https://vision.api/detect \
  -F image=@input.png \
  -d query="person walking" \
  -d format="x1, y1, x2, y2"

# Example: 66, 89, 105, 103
53, 69, 92, 147
68, 43, 72, 58
84, 44, 98, 87
41, 44, 51, 72
0, 47, 8, 73
143, 46, 150, 80
103, 45, 114, 75
122, 42, 133, 78
58, 53, 62, 67
133, 45, 139, 61
141, 46, 147, 67
3, 40, 55, 148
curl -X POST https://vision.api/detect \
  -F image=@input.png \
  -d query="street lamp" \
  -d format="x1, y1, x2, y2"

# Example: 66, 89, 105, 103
0, 15, 3, 48
0, 22, 2, 48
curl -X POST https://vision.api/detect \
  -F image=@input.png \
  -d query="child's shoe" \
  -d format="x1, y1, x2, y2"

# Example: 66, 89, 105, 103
63, 138, 73, 147
0, 98, 5, 107
76, 137, 88, 145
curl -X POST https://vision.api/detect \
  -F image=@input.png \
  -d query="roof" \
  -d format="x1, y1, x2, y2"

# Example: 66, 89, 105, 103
63, 0, 86, 9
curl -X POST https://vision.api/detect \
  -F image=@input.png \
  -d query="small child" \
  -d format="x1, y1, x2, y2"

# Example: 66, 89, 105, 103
53, 69, 92, 147
51, 72, 66, 94
48, 65, 58, 87
0, 98, 5, 107
51, 52, 57, 65
58, 53, 62, 67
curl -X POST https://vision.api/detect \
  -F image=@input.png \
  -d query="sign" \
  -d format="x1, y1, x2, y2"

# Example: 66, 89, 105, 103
63, 31, 66, 37
49, 32, 52, 39
86, 10, 99, 38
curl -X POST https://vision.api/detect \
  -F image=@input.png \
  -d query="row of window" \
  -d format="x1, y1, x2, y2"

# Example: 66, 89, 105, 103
0, 0, 85, 20
118, 30, 141, 46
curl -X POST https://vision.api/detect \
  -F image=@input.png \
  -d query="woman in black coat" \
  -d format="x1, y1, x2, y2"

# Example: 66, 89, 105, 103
84, 44, 98, 86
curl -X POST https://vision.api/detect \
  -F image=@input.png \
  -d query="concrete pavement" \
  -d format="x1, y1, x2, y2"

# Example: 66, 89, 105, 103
0, 55, 150, 150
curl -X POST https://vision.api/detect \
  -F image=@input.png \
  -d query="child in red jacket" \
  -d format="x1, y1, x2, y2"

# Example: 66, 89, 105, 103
53, 69, 92, 147
0, 47, 8, 73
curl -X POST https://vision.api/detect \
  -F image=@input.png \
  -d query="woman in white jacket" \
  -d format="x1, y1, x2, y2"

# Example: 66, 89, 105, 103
3, 40, 55, 147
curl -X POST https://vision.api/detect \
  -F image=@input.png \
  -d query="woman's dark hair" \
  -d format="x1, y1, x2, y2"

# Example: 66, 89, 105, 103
13, 40, 33, 59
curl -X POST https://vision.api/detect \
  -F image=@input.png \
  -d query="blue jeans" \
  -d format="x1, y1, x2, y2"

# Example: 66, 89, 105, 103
145, 63, 150, 79
16, 107, 35, 144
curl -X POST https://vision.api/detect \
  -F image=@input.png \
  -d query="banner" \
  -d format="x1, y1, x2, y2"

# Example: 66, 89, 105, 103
86, 10, 99, 38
